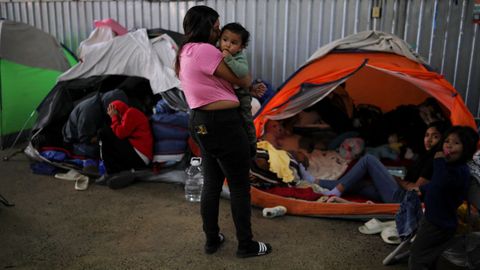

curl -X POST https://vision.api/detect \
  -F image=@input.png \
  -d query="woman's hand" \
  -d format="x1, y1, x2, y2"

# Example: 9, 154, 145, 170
411, 187, 422, 197
107, 104, 118, 118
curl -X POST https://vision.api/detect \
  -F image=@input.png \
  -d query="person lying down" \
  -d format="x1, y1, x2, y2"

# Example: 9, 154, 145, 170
262, 119, 324, 163
258, 120, 373, 203
251, 141, 374, 204
262, 119, 349, 180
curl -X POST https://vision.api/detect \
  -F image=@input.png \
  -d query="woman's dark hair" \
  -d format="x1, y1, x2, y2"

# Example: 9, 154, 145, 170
442, 125, 479, 163
175, 6, 219, 75
427, 120, 451, 135
220, 22, 250, 47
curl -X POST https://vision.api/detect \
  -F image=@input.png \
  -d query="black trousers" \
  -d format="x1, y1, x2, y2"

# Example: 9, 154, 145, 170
98, 127, 147, 174
189, 108, 253, 248
409, 218, 455, 270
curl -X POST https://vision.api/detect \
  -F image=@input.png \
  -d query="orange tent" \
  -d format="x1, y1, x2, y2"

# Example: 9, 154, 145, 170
252, 31, 476, 218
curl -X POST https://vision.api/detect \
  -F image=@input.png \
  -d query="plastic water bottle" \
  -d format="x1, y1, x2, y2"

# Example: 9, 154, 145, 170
185, 157, 203, 202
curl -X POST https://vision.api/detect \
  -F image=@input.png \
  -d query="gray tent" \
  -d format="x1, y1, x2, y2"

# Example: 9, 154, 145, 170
0, 19, 77, 148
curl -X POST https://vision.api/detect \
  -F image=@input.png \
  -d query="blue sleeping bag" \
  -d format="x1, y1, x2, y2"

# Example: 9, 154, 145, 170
150, 100, 189, 162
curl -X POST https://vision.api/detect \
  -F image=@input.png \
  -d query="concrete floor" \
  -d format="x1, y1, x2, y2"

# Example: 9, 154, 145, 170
0, 148, 448, 270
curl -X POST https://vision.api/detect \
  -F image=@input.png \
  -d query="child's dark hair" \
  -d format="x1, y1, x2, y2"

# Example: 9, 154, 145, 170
425, 121, 452, 153
175, 6, 219, 75
443, 126, 479, 163
220, 23, 250, 47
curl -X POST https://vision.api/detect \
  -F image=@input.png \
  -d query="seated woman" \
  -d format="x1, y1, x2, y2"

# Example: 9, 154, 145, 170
316, 121, 451, 203
98, 100, 153, 180
62, 89, 129, 158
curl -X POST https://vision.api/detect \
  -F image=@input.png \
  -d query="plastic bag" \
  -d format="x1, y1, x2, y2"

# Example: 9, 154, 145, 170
442, 232, 480, 269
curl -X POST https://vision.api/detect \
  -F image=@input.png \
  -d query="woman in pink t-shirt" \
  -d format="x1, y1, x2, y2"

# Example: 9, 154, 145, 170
176, 6, 271, 258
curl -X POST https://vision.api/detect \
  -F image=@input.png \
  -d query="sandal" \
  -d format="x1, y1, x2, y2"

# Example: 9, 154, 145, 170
236, 241, 272, 258
74, 175, 90, 191
205, 233, 225, 254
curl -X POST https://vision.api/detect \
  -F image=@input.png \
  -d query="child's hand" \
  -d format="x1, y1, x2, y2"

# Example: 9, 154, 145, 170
222, 49, 231, 58
251, 82, 267, 98
411, 187, 422, 197
107, 104, 118, 117
434, 151, 445, 159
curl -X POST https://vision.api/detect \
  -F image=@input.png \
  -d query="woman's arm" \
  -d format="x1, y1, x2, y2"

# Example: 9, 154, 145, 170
110, 109, 137, 140
214, 60, 252, 88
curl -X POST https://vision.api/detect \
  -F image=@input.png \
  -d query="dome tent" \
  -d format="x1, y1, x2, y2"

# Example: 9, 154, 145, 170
252, 31, 476, 218
0, 20, 77, 149
30, 28, 186, 149
25, 26, 190, 183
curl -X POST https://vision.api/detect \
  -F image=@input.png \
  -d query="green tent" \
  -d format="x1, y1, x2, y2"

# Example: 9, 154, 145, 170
0, 20, 77, 148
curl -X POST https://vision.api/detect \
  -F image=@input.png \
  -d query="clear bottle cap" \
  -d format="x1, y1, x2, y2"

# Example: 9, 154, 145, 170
190, 157, 202, 166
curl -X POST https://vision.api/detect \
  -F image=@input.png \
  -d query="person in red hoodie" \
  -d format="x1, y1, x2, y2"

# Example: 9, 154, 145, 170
99, 100, 153, 176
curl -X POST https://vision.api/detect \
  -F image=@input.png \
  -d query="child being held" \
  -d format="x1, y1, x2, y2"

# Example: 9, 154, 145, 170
219, 23, 266, 156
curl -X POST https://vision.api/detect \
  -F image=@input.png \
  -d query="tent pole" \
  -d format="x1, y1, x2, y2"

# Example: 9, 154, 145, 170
2, 110, 36, 161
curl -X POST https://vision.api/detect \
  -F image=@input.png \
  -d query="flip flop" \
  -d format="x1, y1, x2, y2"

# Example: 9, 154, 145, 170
381, 226, 401, 245
106, 170, 136, 189
358, 218, 396, 235
382, 234, 414, 265
236, 241, 272, 258
75, 175, 89, 191
55, 169, 82, 181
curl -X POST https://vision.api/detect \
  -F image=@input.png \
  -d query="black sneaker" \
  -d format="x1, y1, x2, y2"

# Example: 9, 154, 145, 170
107, 170, 136, 189
205, 233, 225, 254
95, 174, 109, 185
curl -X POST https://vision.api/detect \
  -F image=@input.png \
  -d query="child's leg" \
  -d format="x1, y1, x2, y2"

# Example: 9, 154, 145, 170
409, 218, 456, 270
236, 89, 257, 153
98, 127, 146, 174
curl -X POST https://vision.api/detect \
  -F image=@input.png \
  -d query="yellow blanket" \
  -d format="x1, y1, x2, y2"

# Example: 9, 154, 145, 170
257, 141, 294, 183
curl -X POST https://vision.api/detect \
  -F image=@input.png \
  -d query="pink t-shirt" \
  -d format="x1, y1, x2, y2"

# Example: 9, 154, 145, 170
179, 43, 239, 109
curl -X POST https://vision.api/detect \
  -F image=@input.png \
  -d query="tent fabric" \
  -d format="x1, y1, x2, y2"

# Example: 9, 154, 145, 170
1, 60, 64, 135
0, 20, 71, 71
0, 20, 77, 148
77, 27, 117, 60
59, 29, 180, 95
252, 31, 476, 218
255, 52, 476, 138
33, 27, 187, 135
251, 187, 400, 217
306, 30, 427, 65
